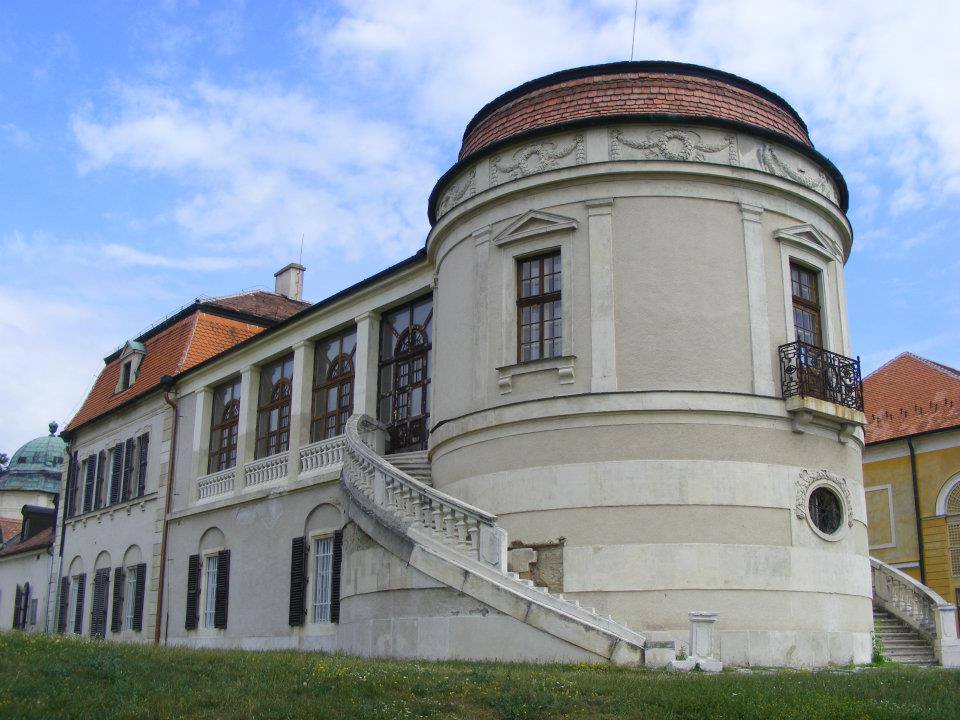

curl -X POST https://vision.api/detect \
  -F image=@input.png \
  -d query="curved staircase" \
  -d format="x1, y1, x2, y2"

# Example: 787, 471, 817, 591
340, 414, 646, 665
873, 608, 936, 665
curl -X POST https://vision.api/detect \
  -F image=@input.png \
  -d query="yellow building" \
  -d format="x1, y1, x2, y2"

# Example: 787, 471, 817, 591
863, 352, 960, 616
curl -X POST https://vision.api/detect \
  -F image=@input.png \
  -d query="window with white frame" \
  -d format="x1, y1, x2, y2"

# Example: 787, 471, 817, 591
203, 555, 219, 628
124, 568, 137, 630
312, 536, 334, 623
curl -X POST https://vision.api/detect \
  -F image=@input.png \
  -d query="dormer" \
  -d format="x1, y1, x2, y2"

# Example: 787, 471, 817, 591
115, 340, 147, 393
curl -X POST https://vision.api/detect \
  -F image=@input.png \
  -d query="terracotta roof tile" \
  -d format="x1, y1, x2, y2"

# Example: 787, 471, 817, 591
65, 290, 305, 432
204, 290, 309, 323
461, 72, 811, 160
0, 517, 23, 545
0, 526, 52, 558
863, 353, 960, 444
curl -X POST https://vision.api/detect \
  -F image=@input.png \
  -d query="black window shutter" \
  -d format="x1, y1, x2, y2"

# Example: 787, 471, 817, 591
73, 573, 86, 634
83, 456, 96, 513
20, 583, 30, 630
66, 452, 79, 518
110, 444, 124, 505
91, 568, 110, 639
111, 567, 125, 633
57, 577, 70, 633
94, 450, 107, 509
13, 585, 22, 629
185, 554, 201, 630
132, 563, 146, 632
288, 537, 307, 626
121, 438, 135, 501
137, 434, 149, 496
214, 549, 230, 629
330, 530, 343, 624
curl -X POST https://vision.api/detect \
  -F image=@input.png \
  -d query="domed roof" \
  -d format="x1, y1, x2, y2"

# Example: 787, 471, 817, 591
0, 422, 66, 495
459, 61, 811, 161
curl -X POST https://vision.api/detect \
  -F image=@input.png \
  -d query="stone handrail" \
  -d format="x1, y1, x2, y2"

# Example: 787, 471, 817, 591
197, 467, 236, 500
342, 414, 506, 570
299, 436, 346, 474
243, 451, 289, 488
871, 556, 959, 666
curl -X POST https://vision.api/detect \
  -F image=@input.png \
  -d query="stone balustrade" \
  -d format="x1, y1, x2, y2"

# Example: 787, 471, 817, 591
871, 556, 960, 667
197, 467, 236, 500
299, 436, 346, 474
243, 451, 289, 488
342, 414, 506, 570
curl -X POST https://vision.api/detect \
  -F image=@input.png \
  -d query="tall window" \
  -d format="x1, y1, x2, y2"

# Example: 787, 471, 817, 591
312, 328, 357, 441
256, 355, 294, 458
94, 450, 108, 509
209, 379, 241, 472
203, 555, 218, 628
377, 296, 433, 453
124, 569, 137, 631
312, 536, 334, 623
517, 252, 562, 362
791, 262, 822, 347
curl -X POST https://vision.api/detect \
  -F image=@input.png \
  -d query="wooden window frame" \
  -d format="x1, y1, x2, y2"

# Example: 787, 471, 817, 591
311, 328, 357, 442
208, 380, 241, 474
517, 251, 562, 363
790, 261, 823, 348
255, 356, 294, 459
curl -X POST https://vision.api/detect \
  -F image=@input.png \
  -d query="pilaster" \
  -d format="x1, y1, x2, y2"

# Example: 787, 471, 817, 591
237, 366, 258, 467
472, 227, 492, 403
288, 340, 314, 479
586, 198, 617, 392
192, 387, 213, 488
353, 311, 381, 419
740, 203, 775, 396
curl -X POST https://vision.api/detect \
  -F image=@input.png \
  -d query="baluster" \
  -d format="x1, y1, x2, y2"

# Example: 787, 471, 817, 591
454, 512, 469, 551
466, 518, 480, 556
441, 507, 456, 545
430, 502, 444, 537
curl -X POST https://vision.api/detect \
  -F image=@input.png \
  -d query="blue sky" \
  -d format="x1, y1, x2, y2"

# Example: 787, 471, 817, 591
1, 0, 958, 453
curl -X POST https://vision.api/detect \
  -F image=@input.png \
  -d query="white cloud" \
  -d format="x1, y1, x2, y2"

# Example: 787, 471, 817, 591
101, 243, 254, 271
73, 81, 437, 264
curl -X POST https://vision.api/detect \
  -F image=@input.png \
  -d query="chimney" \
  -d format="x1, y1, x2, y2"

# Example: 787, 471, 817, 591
274, 263, 305, 301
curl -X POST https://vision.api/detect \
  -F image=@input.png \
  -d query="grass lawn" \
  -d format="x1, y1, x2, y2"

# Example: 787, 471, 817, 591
0, 633, 957, 720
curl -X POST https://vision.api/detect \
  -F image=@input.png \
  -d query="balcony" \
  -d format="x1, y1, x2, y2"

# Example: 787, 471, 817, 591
778, 341, 866, 430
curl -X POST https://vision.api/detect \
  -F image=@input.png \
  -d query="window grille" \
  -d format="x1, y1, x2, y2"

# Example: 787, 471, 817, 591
312, 536, 334, 623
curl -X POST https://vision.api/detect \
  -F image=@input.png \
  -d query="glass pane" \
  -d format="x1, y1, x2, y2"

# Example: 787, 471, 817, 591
326, 387, 337, 412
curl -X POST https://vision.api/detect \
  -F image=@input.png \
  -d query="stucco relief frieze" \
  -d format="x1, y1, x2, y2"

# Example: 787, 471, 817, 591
794, 468, 854, 528
489, 134, 586, 186
436, 167, 477, 218
609, 127, 739, 165
757, 144, 838, 204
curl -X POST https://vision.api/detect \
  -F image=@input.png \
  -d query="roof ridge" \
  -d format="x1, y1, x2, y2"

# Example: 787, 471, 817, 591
203, 288, 311, 307
908, 353, 960, 381
863, 351, 913, 382
176, 313, 201, 375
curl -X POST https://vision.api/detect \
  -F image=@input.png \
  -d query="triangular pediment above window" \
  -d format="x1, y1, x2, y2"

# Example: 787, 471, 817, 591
492, 210, 578, 247
774, 224, 842, 262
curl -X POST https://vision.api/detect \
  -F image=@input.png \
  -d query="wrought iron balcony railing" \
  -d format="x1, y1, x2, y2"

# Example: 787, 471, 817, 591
779, 340, 864, 412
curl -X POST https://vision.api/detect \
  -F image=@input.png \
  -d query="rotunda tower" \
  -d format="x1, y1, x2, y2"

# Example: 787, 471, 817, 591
426, 61, 869, 666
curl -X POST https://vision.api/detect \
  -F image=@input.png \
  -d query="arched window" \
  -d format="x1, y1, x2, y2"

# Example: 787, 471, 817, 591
208, 378, 241, 473
947, 483, 960, 516
256, 354, 294, 458
311, 327, 357, 441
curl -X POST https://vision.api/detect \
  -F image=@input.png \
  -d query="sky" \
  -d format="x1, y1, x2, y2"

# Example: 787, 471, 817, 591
1, 0, 958, 454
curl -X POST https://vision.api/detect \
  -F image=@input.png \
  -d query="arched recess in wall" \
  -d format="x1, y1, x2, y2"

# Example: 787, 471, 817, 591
199, 526, 226, 554
303, 503, 343, 536
68, 556, 84, 576
936, 473, 960, 516
94, 551, 111, 571
123, 544, 142, 567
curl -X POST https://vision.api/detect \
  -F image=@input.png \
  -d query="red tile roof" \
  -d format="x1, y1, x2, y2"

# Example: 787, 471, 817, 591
0, 517, 23, 545
65, 291, 306, 433
204, 290, 309, 323
460, 68, 811, 161
0, 526, 52, 558
863, 353, 960, 444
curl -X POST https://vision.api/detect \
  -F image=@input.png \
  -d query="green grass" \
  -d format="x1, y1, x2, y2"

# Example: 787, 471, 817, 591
0, 633, 957, 720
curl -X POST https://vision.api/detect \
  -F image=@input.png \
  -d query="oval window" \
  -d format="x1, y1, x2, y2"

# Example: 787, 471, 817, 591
808, 486, 843, 535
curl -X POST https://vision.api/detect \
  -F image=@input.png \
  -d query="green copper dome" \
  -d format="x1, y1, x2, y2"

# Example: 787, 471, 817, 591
0, 422, 66, 495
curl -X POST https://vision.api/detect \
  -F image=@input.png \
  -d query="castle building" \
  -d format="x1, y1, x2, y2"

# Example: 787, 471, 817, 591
16, 60, 948, 667
862, 352, 960, 663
